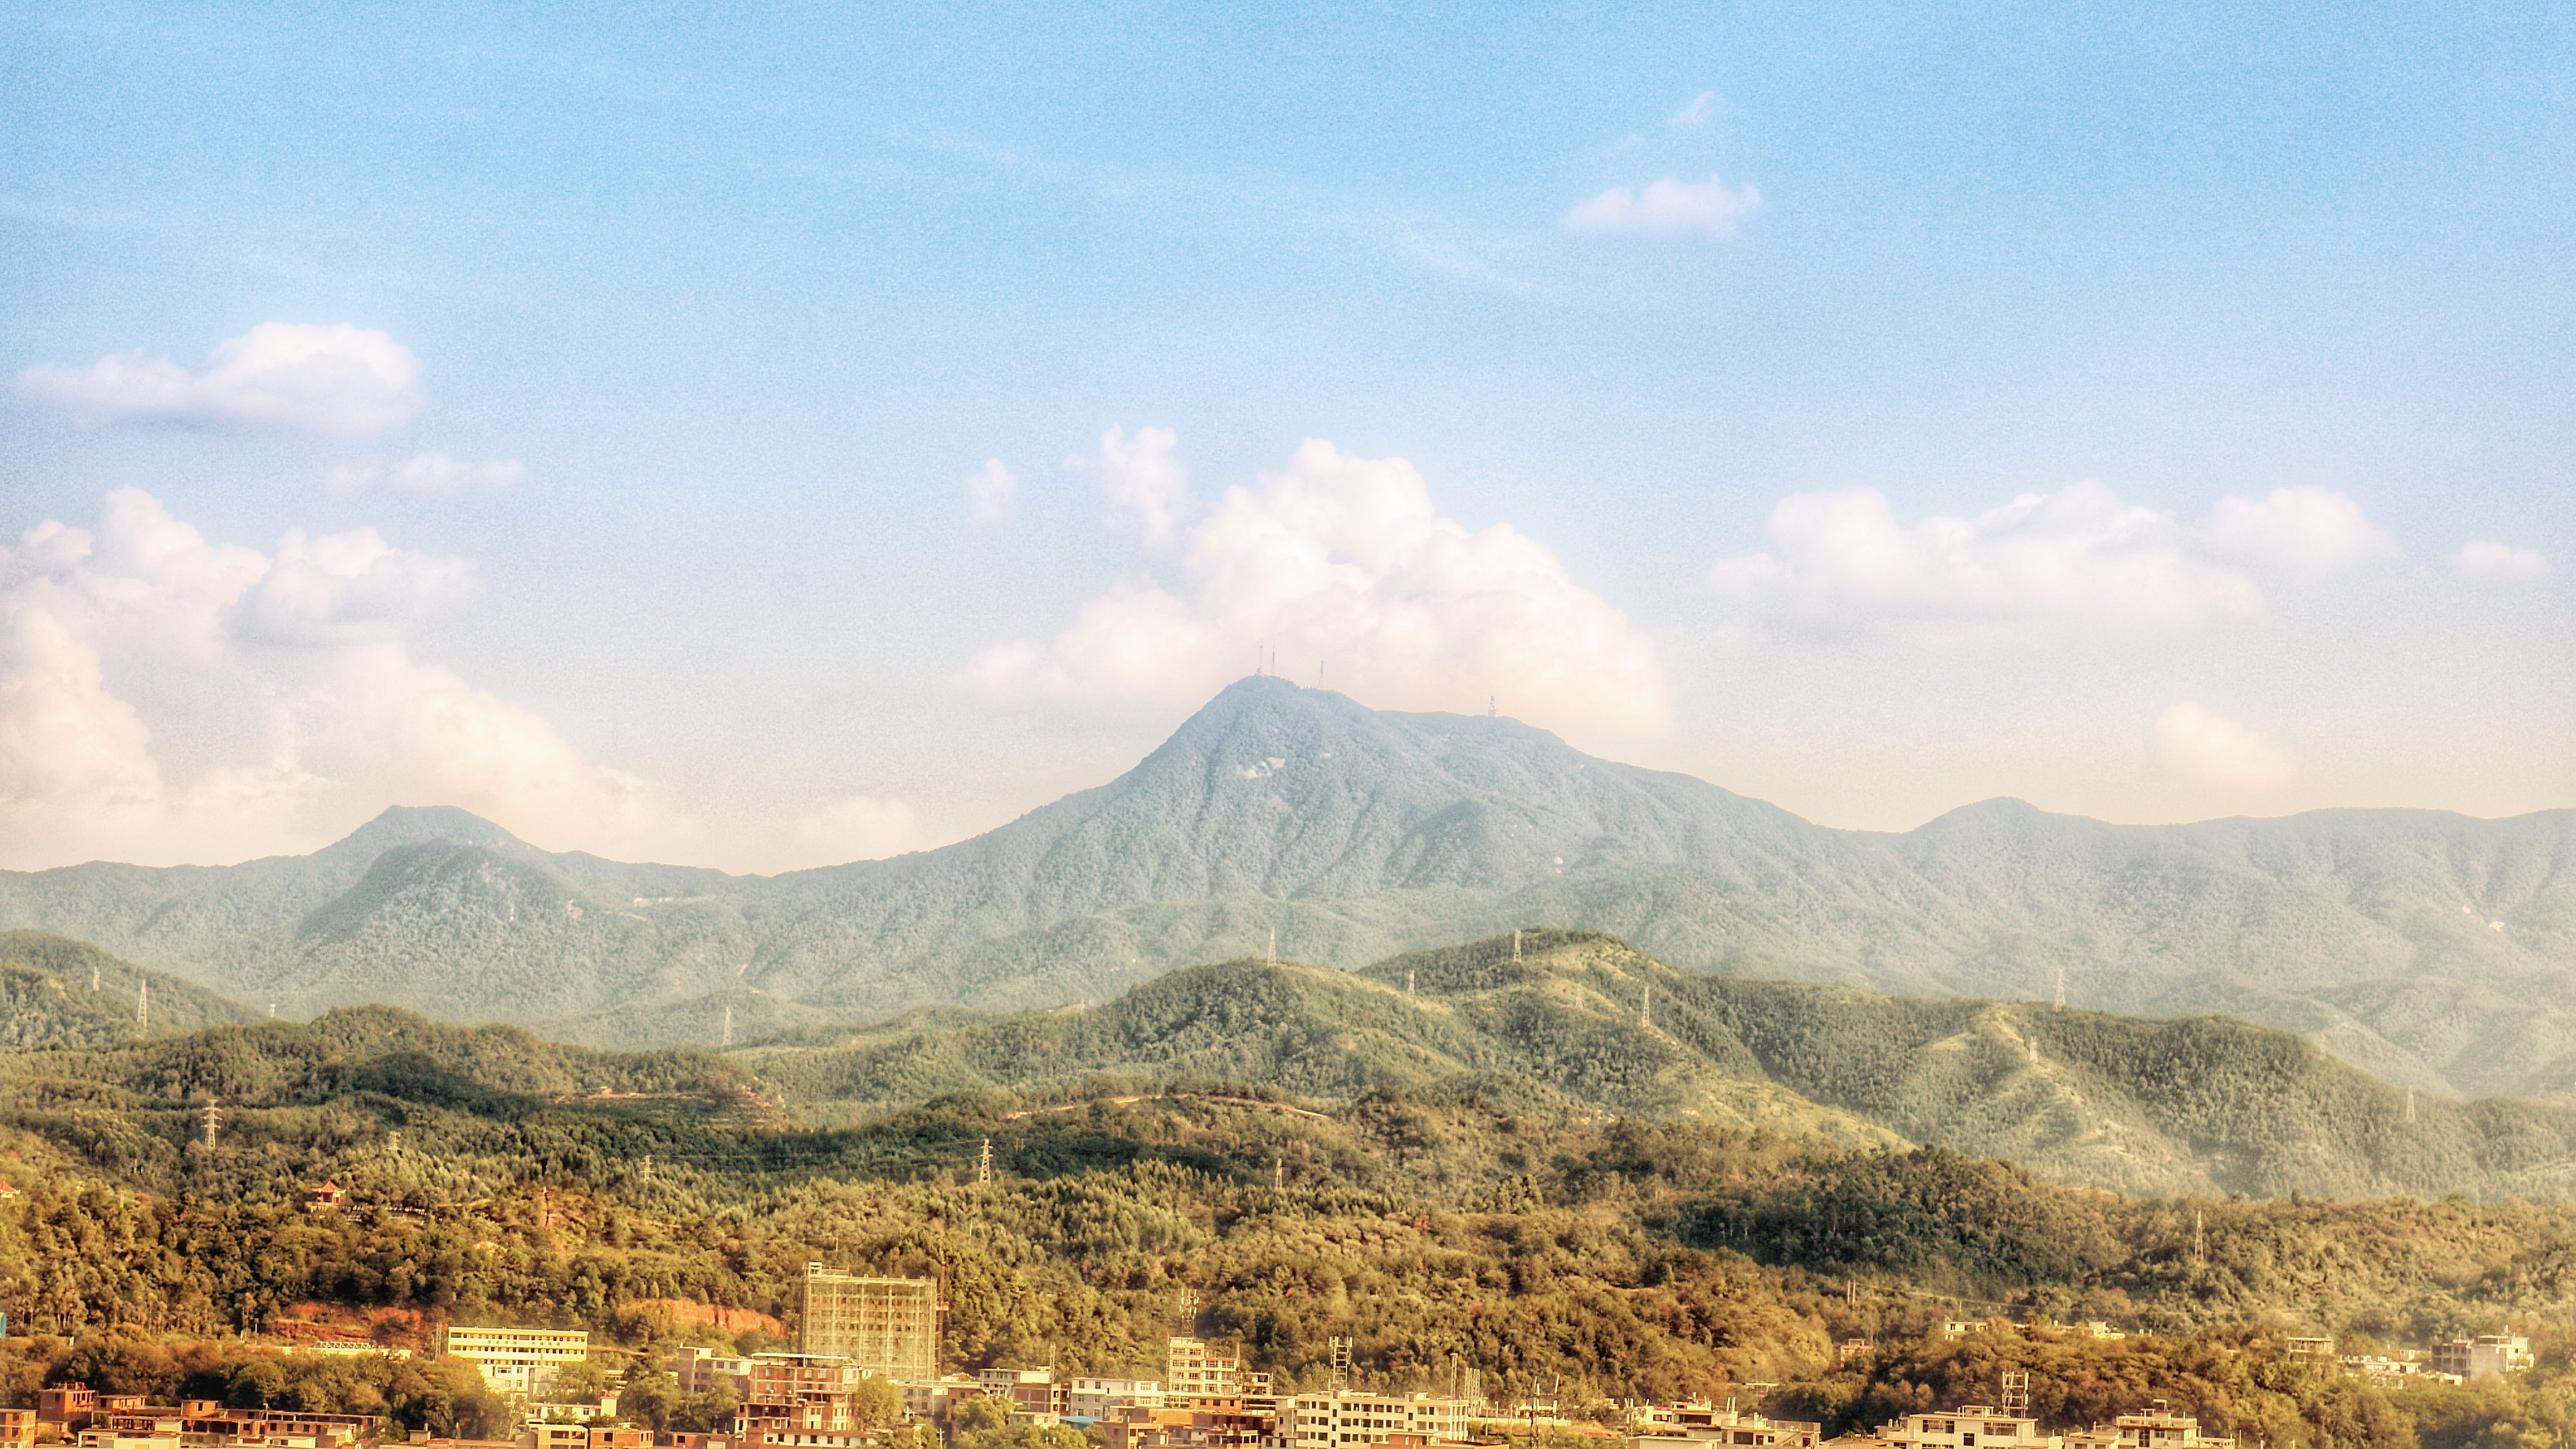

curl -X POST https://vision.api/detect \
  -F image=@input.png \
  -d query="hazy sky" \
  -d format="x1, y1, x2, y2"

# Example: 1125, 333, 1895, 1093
4, 0, 2570, 872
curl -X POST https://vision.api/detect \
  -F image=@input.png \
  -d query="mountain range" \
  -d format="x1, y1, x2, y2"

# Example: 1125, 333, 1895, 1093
2, 676, 2570, 1100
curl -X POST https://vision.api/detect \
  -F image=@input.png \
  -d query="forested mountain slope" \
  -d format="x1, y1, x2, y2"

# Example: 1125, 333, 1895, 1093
735, 930, 2576, 1200
2, 678, 2570, 1096
0, 932, 261, 1046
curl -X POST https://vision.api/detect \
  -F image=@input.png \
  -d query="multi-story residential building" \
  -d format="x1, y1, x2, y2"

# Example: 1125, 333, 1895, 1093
1277, 1391, 1469, 1449
1633, 1402, 1822, 1449
796, 1265, 941, 1382
731, 1353, 876, 1439
1873, 1405, 2056, 1449
445, 1327, 593, 1395
1165, 1339, 1272, 1400
2062, 1403, 2233, 1449
2428, 1336, 2533, 1381
978, 1368, 1069, 1421
1101, 1405, 1277, 1449
0, 1407, 33, 1449
669, 1348, 756, 1397
1072, 1380, 1167, 1420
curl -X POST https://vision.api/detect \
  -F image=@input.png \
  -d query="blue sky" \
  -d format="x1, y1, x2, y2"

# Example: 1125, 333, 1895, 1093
3, 0, 2570, 869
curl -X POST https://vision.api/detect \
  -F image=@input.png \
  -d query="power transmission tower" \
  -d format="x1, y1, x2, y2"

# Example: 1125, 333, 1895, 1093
1512, 930, 1521, 960
2406, 1087, 2415, 1124
201, 1097, 221, 1148
977, 1137, 993, 1186
136, 981, 148, 1025
1273, 1156, 1284, 1189
1267, 926, 1276, 966
1406, 969, 1416, 995
91, 966, 99, 991
722, 1005, 733, 1048
2054, 967, 2066, 1009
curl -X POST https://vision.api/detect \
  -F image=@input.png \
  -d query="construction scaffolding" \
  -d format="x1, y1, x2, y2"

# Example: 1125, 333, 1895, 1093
797, 1263, 940, 1380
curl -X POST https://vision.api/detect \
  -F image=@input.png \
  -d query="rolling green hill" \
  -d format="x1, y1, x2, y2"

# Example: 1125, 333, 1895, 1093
0, 931, 262, 1046
733, 930, 2576, 1200
3, 679, 2570, 1099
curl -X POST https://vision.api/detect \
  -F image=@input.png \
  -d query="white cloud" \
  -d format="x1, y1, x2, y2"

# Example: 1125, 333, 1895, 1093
1712, 483, 2265, 632
0, 490, 647, 868
1667, 91, 1718, 128
15, 323, 424, 434
965, 459, 1018, 522
2199, 486, 2396, 574
1563, 175, 1765, 237
2451, 540, 2548, 580
966, 434, 1668, 739
2155, 702, 2296, 790
1084, 425, 1193, 546
785, 795, 920, 868
326, 453, 524, 494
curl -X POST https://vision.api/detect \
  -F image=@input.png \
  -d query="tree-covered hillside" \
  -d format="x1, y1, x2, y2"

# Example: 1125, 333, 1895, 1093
0, 932, 261, 1046
731, 930, 2576, 1200
7, 1004, 2576, 1449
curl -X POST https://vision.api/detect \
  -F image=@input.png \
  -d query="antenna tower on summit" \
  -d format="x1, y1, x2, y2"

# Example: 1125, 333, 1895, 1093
1486, 696, 1495, 717
2054, 967, 2066, 1009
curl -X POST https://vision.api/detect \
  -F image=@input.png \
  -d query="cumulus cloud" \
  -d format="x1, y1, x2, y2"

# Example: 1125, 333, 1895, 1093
1563, 175, 1764, 237
965, 434, 1668, 739
2199, 486, 2396, 574
964, 459, 1018, 522
1667, 91, 1718, 128
15, 323, 424, 434
0, 490, 648, 868
2155, 702, 2296, 790
1711, 483, 2265, 632
2451, 540, 2548, 580
326, 453, 524, 494
1085, 426, 1193, 546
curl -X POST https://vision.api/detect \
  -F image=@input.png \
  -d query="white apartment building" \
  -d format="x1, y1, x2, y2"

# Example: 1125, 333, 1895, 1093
1279, 1392, 1469, 1449
1875, 1406, 2055, 1449
1633, 1402, 1821, 1449
443, 1327, 591, 1394
1071, 1380, 1165, 1419
2063, 1403, 2233, 1449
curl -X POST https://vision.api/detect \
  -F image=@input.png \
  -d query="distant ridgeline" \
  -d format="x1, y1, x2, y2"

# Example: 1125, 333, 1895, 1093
1, 678, 2572, 1103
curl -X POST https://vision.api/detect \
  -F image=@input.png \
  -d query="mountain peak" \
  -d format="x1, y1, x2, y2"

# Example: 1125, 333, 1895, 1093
316, 806, 527, 864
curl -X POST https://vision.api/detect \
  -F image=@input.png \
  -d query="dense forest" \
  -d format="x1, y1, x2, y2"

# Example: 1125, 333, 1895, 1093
1, 931, 2574, 1446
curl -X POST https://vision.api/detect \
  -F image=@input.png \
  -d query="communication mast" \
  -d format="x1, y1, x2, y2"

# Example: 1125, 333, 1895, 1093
2000, 1370, 2031, 1416
2054, 967, 2066, 1009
